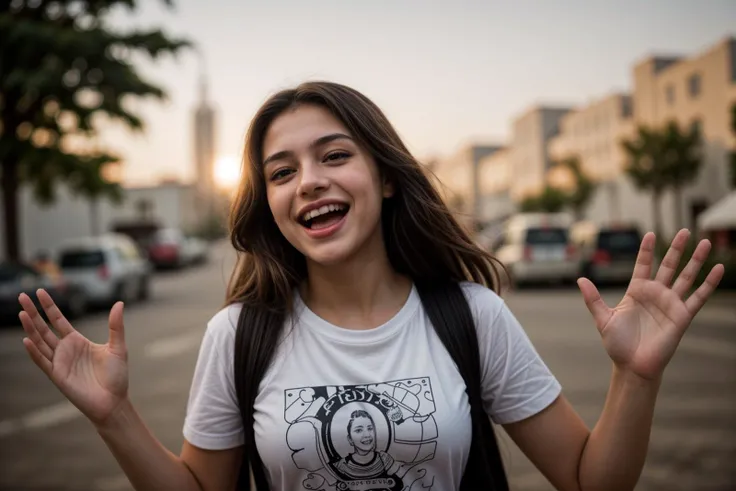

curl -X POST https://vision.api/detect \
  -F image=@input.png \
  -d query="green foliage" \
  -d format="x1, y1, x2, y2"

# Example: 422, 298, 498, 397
622, 121, 703, 232
557, 156, 596, 218
622, 126, 670, 195
0, 0, 192, 258
520, 185, 568, 213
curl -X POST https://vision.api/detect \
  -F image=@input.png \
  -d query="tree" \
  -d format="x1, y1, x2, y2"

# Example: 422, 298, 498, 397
0, 1, 190, 260
622, 126, 669, 237
622, 122, 701, 236
520, 185, 568, 213
557, 156, 596, 221
661, 121, 702, 230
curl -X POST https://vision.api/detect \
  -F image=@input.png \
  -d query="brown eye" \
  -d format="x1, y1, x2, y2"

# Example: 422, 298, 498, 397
324, 151, 351, 162
270, 168, 294, 181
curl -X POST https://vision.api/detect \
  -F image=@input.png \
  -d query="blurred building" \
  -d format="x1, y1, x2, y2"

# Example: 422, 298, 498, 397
509, 106, 572, 201
431, 143, 502, 228
548, 93, 635, 223
0, 182, 198, 262
629, 36, 736, 234
193, 73, 217, 219
477, 148, 514, 224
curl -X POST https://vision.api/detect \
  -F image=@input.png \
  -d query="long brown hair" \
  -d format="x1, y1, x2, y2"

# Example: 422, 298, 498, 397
225, 80, 505, 308
228, 81, 509, 491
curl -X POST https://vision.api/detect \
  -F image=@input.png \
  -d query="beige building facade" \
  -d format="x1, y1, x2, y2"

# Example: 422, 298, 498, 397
477, 148, 514, 223
509, 106, 571, 201
431, 143, 502, 226
547, 93, 635, 223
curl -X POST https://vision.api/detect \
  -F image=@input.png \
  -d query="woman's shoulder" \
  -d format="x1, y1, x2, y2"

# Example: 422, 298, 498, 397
202, 302, 244, 346
457, 281, 505, 311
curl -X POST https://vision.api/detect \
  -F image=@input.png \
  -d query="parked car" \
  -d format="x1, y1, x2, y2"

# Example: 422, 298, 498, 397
147, 228, 207, 269
571, 222, 641, 285
492, 213, 578, 287
0, 261, 87, 324
57, 234, 152, 306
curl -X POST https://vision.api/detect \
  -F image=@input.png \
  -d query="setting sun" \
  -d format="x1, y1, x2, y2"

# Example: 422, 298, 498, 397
213, 154, 241, 189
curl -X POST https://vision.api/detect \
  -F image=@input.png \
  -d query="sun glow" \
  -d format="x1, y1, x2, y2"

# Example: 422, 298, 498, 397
213, 155, 241, 189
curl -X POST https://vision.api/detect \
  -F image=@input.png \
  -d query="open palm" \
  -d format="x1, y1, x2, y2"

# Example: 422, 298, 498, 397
578, 229, 725, 381
19, 291, 129, 426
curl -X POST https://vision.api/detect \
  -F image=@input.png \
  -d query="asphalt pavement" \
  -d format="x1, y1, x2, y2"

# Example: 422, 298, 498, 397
0, 241, 733, 491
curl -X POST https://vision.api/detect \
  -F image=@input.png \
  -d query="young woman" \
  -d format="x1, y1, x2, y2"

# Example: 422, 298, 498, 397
18, 81, 723, 491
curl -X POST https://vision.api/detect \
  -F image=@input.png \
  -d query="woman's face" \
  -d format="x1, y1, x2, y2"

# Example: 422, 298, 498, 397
348, 416, 376, 453
262, 104, 393, 266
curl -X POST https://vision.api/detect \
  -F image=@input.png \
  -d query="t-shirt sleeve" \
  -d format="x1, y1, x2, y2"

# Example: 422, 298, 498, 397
463, 283, 562, 425
182, 304, 245, 450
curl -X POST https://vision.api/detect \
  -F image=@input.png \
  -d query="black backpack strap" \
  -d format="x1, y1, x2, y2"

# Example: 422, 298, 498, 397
234, 304, 285, 491
415, 281, 509, 491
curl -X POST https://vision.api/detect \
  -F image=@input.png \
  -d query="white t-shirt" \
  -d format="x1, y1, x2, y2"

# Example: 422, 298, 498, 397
183, 282, 561, 491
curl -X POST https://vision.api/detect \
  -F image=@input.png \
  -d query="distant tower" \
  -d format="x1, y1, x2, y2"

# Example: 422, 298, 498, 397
193, 65, 216, 216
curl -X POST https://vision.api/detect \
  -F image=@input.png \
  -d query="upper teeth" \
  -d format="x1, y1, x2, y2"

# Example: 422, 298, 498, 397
302, 204, 346, 221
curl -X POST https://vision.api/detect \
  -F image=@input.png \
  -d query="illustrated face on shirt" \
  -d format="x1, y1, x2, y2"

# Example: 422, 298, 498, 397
347, 412, 377, 456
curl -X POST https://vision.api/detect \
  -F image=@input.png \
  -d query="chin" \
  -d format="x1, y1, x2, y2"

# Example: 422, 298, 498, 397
302, 243, 356, 266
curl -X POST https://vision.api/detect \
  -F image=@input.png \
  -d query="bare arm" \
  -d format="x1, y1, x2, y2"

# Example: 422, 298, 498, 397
505, 231, 722, 491
96, 398, 242, 491
504, 367, 658, 491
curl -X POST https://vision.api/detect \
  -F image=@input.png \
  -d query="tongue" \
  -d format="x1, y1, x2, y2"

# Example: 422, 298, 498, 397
310, 212, 344, 230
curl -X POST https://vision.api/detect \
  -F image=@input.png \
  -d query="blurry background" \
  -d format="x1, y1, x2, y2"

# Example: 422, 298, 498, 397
0, 1, 734, 490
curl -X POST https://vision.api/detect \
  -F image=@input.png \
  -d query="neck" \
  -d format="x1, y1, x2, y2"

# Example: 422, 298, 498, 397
302, 232, 411, 330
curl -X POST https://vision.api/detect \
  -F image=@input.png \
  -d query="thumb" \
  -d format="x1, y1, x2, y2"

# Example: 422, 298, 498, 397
108, 301, 126, 355
577, 277, 612, 330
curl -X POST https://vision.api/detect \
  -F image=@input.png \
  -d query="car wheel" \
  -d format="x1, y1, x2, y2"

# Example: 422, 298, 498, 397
138, 276, 150, 301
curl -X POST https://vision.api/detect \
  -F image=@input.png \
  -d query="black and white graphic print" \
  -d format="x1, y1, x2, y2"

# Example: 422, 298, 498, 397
284, 377, 438, 491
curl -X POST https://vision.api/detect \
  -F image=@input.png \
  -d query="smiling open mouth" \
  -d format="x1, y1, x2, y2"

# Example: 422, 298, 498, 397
300, 204, 349, 230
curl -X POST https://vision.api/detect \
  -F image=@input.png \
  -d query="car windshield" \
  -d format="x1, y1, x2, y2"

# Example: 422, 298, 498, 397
60, 250, 105, 268
525, 227, 568, 245
597, 230, 640, 252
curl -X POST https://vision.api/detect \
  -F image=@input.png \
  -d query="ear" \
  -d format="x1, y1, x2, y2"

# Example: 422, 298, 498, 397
381, 176, 395, 198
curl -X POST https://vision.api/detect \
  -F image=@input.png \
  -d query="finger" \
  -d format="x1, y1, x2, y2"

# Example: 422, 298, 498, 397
18, 293, 59, 351
108, 302, 127, 356
19, 311, 54, 361
672, 239, 712, 297
654, 229, 690, 286
577, 277, 612, 329
22, 337, 53, 377
685, 264, 725, 315
36, 289, 75, 337
631, 232, 656, 281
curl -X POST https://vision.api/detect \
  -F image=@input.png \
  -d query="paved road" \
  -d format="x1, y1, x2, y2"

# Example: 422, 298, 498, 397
0, 241, 733, 490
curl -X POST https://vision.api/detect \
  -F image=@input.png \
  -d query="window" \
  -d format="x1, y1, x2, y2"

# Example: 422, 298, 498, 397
688, 74, 701, 98
525, 228, 569, 245
59, 250, 105, 268
665, 85, 675, 105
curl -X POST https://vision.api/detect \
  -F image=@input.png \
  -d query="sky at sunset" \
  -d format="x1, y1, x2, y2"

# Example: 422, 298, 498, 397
101, 0, 736, 186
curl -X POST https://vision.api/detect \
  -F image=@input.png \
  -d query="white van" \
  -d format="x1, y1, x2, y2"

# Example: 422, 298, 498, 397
491, 213, 579, 287
57, 234, 152, 306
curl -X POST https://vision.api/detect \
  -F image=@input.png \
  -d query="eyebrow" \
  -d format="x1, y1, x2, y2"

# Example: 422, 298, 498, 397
262, 133, 353, 167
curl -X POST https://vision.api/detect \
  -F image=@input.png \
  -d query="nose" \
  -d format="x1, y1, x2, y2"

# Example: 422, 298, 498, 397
296, 161, 330, 197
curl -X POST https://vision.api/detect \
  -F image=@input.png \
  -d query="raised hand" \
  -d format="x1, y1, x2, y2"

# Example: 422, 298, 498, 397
577, 229, 725, 381
19, 290, 129, 426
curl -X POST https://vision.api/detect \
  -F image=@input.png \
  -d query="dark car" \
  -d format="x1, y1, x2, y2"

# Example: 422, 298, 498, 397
0, 261, 88, 326
571, 222, 642, 285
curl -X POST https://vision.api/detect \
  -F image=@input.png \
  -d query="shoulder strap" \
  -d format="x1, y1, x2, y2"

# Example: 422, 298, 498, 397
415, 281, 509, 491
234, 304, 284, 491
